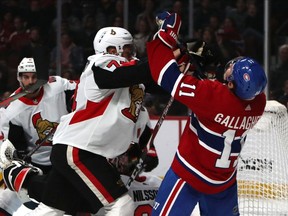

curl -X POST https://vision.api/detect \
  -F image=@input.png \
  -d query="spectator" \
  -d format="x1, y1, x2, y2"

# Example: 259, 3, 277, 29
50, 2, 81, 37
220, 17, 243, 43
7, 16, 30, 69
243, 2, 263, 34
1, 11, 15, 36
49, 32, 85, 78
277, 79, 288, 108
207, 14, 222, 33
114, 0, 124, 22
111, 0, 124, 27
96, 0, 116, 28
18, 26, 51, 80
135, 0, 158, 35
112, 15, 124, 27
0, 22, 11, 63
73, 14, 98, 59
20, 26, 50, 64
133, 17, 152, 59
226, 0, 248, 33
241, 1, 264, 64
215, 17, 244, 63
25, 0, 56, 40
270, 44, 288, 99
193, 0, 216, 32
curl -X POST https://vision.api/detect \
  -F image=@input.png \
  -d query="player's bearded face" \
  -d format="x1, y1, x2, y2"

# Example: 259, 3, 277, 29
19, 72, 38, 89
122, 44, 134, 61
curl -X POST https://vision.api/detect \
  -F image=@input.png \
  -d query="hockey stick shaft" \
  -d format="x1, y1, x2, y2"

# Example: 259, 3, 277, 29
126, 97, 174, 189
0, 79, 47, 108
126, 59, 192, 188
23, 127, 56, 161
126, 41, 204, 188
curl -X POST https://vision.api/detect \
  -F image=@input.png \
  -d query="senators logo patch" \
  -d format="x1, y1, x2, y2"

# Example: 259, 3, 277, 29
121, 85, 144, 123
32, 112, 58, 146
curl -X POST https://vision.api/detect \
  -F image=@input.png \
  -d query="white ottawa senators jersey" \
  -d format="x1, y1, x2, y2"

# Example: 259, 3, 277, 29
0, 76, 77, 166
95, 173, 162, 216
53, 54, 145, 158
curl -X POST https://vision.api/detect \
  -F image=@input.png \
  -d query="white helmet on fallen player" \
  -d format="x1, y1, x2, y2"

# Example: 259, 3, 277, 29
93, 27, 134, 56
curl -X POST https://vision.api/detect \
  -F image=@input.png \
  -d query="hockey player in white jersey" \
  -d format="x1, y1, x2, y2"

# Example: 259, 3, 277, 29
107, 106, 161, 216
10, 106, 160, 216
1, 27, 152, 216
0, 57, 77, 215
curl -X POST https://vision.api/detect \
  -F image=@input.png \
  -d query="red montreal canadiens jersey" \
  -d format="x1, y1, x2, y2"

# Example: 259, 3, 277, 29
147, 40, 266, 194
53, 54, 146, 158
0, 76, 77, 165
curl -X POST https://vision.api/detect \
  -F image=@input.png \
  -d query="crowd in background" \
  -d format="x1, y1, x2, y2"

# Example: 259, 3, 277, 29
0, 0, 288, 113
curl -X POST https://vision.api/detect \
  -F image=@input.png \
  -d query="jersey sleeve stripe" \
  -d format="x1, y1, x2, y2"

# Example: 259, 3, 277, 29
175, 150, 237, 185
190, 114, 242, 154
158, 60, 182, 94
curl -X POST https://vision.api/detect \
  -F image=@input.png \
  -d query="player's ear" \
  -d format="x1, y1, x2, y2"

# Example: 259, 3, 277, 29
227, 81, 234, 89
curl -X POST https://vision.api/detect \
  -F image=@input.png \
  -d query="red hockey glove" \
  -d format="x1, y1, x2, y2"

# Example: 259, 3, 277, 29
156, 13, 182, 49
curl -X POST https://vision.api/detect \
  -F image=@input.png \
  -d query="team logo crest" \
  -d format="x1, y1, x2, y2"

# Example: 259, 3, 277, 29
121, 85, 144, 123
32, 112, 58, 146
243, 73, 250, 81
110, 29, 116, 35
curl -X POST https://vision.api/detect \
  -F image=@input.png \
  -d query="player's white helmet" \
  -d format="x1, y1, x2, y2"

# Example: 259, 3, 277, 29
17, 57, 36, 78
93, 27, 134, 56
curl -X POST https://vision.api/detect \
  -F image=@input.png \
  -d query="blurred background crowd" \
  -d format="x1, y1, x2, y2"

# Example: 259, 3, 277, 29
0, 0, 288, 115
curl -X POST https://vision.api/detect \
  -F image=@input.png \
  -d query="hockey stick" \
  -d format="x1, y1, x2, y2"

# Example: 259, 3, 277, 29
23, 127, 56, 161
0, 127, 56, 170
126, 41, 205, 189
0, 79, 47, 108
126, 96, 174, 189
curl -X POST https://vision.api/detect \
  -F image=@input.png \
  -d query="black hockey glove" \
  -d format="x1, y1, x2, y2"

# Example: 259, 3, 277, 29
181, 39, 220, 80
3, 160, 43, 192
143, 146, 159, 172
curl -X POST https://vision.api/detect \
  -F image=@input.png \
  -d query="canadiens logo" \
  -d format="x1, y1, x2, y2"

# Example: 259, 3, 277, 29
243, 73, 250, 81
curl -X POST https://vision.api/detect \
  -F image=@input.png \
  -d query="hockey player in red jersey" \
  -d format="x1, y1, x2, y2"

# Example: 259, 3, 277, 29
146, 13, 267, 216
0, 57, 77, 215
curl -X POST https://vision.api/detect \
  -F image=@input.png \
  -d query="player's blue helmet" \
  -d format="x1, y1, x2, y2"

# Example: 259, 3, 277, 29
226, 57, 267, 100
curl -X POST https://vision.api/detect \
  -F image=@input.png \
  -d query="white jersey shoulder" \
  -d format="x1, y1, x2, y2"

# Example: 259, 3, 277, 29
53, 54, 146, 158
